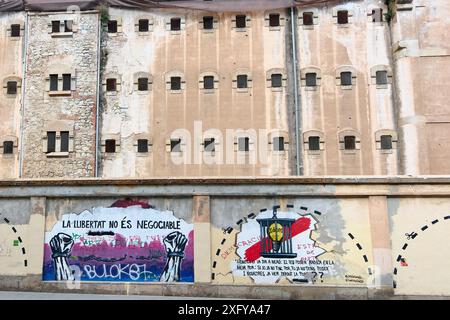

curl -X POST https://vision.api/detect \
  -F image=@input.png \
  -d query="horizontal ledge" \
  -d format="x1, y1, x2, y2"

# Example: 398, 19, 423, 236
3, 176, 450, 187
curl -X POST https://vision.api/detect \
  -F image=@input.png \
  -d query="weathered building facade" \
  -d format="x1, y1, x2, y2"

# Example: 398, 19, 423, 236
0, 0, 449, 179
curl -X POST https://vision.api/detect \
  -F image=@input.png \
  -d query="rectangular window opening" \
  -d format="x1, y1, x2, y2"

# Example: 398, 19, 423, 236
171, 139, 182, 152
203, 16, 214, 30
269, 14, 280, 27
47, 132, 56, 153
381, 135, 393, 150
171, 77, 181, 90
50, 74, 58, 91
11, 24, 20, 37
337, 11, 349, 24
62, 74, 71, 91
52, 21, 60, 33
138, 78, 149, 91
308, 136, 320, 151
273, 137, 285, 151
271, 74, 283, 88
376, 71, 388, 85
106, 78, 117, 92
344, 136, 356, 150
137, 139, 149, 153
340, 72, 352, 86
203, 76, 215, 90
236, 15, 247, 28
139, 19, 149, 32
204, 138, 215, 152
105, 139, 116, 153
305, 73, 317, 87
237, 75, 248, 89
238, 137, 250, 152
60, 131, 69, 152
6, 81, 17, 95
303, 12, 314, 26
3, 141, 14, 154
171, 18, 181, 31
64, 20, 73, 32
108, 20, 118, 33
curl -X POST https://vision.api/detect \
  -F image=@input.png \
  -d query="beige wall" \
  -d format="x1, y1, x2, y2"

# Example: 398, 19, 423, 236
298, 0, 398, 175
392, 0, 450, 175
100, 8, 292, 178
0, 12, 25, 179
2, 178, 450, 297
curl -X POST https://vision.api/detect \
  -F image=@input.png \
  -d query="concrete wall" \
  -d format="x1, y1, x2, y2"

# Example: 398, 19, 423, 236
1, 178, 450, 299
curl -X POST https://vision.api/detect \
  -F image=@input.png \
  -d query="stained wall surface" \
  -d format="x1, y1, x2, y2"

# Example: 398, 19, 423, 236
100, 7, 292, 178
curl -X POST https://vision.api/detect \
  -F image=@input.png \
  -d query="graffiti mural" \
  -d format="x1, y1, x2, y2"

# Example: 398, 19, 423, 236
231, 206, 335, 284
43, 200, 194, 283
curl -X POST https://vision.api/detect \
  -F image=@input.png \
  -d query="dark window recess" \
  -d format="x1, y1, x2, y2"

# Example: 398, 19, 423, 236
62, 74, 71, 91
47, 132, 56, 153
138, 78, 149, 91
271, 74, 283, 88
139, 19, 149, 32
337, 11, 349, 24
380, 135, 393, 150
340, 72, 352, 86
60, 131, 69, 152
171, 18, 181, 31
52, 21, 60, 33
203, 16, 214, 30
204, 138, 215, 152
50, 74, 58, 91
344, 136, 356, 150
11, 24, 20, 37
106, 78, 117, 92
269, 14, 280, 27
303, 12, 314, 26
171, 139, 182, 152
238, 137, 250, 152
6, 81, 17, 95
64, 20, 73, 32
376, 71, 388, 85
236, 15, 247, 28
107, 20, 118, 33
305, 73, 317, 87
137, 139, 149, 153
3, 141, 14, 154
105, 140, 116, 153
203, 76, 215, 89
237, 75, 248, 89
171, 77, 181, 90
308, 136, 321, 151
273, 137, 285, 151
372, 9, 383, 22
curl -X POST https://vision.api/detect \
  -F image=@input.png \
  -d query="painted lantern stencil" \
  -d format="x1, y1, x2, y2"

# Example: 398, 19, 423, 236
232, 207, 334, 284
43, 200, 194, 283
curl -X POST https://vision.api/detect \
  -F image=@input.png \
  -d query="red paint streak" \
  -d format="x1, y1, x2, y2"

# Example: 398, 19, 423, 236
110, 199, 151, 209
244, 217, 311, 262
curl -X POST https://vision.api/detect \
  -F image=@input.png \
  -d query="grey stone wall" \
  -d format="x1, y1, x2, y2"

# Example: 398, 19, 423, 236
22, 12, 99, 178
